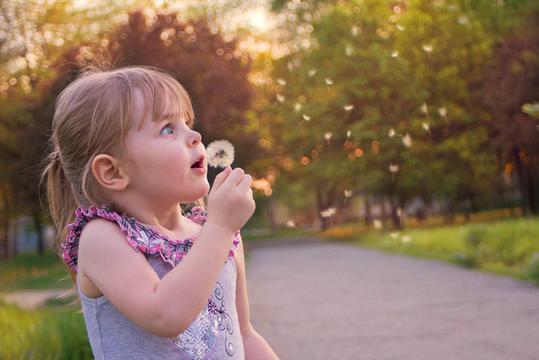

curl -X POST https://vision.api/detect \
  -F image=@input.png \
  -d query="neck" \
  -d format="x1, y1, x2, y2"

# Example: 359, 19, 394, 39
111, 195, 185, 233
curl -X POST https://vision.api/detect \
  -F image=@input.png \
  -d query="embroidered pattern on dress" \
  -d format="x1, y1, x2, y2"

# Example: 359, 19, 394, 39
208, 281, 236, 357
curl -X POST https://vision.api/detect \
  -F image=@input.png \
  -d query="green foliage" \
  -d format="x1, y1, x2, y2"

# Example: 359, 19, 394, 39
0, 301, 92, 359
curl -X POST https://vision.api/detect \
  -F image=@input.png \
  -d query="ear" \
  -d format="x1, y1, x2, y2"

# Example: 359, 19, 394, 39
91, 154, 130, 192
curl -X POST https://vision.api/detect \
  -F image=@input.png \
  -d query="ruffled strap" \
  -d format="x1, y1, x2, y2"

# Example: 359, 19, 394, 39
60, 205, 240, 274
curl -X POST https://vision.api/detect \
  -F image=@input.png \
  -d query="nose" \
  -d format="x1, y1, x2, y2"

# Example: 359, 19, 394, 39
188, 130, 202, 147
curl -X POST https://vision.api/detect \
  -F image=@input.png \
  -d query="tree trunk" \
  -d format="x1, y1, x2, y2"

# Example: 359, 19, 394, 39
34, 211, 44, 254
513, 145, 530, 215
390, 200, 402, 229
364, 195, 372, 226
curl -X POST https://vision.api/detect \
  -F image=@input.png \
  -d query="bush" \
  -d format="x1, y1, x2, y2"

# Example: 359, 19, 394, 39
526, 252, 539, 285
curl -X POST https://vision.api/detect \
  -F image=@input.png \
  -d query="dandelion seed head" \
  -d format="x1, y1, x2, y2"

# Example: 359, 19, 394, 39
420, 102, 428, 115
422, 122, 430, 131
346, 130, 352, 138
389, 128, 396, 138
344, 189, 353, 197
324, 132, 333, 141
438, 107, 447, 117
206, 139, 235, 168
391, 50, 399, 58
389, 164, 399, 173
325, 78, 334, 86
308, 69, 317, 77
294, 102, 302, 112
422, 44, 433, 53
344, 105, 354, 111
276, 94, 285, 102
302, 114, 311, 121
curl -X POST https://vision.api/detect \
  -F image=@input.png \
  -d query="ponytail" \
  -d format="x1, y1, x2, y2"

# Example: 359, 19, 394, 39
39, 147, 78, 284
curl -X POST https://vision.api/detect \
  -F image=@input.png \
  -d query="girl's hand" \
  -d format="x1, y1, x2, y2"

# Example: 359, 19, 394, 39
206, 166, 256, 233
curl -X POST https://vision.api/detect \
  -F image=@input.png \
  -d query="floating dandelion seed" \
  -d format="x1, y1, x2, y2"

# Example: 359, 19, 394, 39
391, 50, 399, 58
294, 102, 302, 112
286, 220, 296, 228
388, 128, 396, 138
438, 107, 447, 118
276, 94, 285, 102
401, 235, 412, 244
206, 140, 235, 168
325, 78, 334, 86
346, 130, 352, 138
422, 44, 433, 53
302, 114, 311, 121
396, 24, 405, 31
402, 133, 412, 148
324, 132, 333, 144
344, 189, 353, 197
276, 78, 286, 86
351, 25, 359, 36
458, 15, 469, 25
308, 69, 317, 77
390, 232, 399, 239
389, 163, 399, 182
344, 105, 354, 111
373, 219, 382, 229
320, 207, 337, 218
422, 122, 430, 132
420, 102, 429, 115
345, 44, 354, 56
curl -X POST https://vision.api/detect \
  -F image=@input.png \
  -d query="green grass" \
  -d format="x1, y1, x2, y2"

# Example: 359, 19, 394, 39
320, 217, 539, 284
0, 299, 92, 359
0, 250, 72, 291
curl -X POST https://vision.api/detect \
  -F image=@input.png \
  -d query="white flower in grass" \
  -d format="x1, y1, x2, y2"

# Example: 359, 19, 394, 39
206, 140, 235, 168
390, 232, 399, 239
320, 207, 337, 218
388, 128, 396, 138
345, 44, 354, 56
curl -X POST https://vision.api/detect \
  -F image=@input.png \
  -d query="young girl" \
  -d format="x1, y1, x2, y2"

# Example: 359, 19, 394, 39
41, 65, 279, 359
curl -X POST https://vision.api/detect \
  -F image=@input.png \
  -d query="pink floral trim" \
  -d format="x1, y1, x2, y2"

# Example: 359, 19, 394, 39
60, 204, 240, 274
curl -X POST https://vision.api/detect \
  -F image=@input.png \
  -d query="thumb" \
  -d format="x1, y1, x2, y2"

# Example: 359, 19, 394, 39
211, 166, 232, 191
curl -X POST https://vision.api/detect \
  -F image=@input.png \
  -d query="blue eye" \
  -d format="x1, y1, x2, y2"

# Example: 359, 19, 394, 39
160, 123, 174, 135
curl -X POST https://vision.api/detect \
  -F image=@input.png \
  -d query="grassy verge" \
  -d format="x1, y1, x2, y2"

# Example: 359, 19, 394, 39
0, 251, 72, 292
319, 216, 539, 285
0, 299, 92, 359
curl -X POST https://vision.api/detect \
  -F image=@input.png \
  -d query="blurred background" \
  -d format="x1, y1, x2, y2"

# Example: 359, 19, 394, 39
0, 0, 538, 358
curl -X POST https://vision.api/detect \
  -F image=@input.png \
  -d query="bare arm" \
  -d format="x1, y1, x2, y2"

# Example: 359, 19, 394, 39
79, 218, 235, 338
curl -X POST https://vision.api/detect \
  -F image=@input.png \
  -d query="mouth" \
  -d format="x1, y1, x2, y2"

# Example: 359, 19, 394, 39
190, 155, 206, 169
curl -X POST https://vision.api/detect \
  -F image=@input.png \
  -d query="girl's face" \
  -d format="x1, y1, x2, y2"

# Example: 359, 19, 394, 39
123, 89, 209, 205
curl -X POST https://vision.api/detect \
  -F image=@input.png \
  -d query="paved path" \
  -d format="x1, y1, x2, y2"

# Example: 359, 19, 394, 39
245, 237, 539, 360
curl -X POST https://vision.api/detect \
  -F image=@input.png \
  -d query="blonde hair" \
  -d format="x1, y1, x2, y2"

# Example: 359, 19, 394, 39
40, 65, 205, 280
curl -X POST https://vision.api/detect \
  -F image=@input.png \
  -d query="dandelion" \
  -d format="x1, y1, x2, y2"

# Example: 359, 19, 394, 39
325, 78, 334, 86
390, 232, 399, 239
458, 15, 469, 25
344, 189, 353, 197
388, 128, 396, 138
373, 219, 382, 229
346, 130, 352, 139
391, 50, 399, 58
344, 105, 354, 111
422, 44, 433, 53
206, 140, 235, 168
276, 94, 285, 102
402, 133, 412, 148
302, 114, 311, 121
396, 24, 405, 31
351, 25, 359, 36
422, 122, 430, 132
276, 78, 286, 86
308, 69, 317, 77
389, 164, 399, 173
294, 102, 302, 112
345, 44, 354, 56
401, 235, 412, 243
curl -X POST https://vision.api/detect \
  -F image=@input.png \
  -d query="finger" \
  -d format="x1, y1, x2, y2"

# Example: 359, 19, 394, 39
212, 166, 232, 191
237, 174, 252, 192
222, 168, 244, 189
